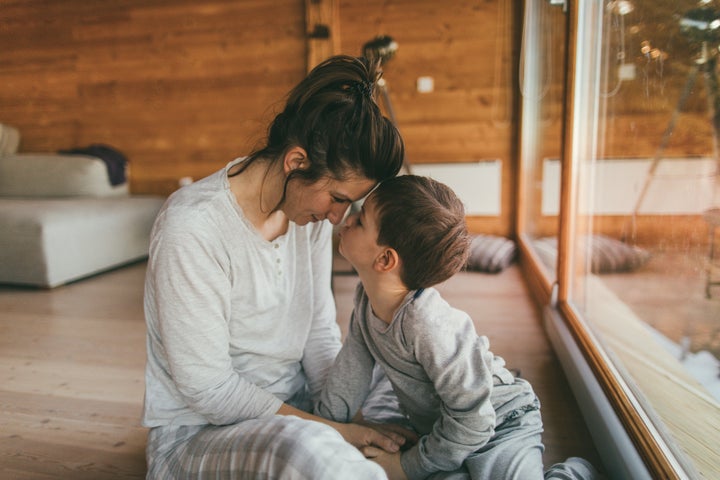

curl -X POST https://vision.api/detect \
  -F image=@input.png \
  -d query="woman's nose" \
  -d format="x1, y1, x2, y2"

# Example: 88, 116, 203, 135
327, 203, 350, 225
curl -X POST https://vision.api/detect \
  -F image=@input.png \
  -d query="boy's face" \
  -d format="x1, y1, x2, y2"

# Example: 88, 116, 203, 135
337, 195, 384, 269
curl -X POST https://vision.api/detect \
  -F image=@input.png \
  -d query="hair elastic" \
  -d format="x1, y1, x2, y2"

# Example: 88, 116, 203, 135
349, 80, 373, 99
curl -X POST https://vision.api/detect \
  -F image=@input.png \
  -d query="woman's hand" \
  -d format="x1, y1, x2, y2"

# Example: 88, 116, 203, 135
277, 403, 405, 453
362, 446, 408, 480
334, 422, 406, 453
356, 421, 419, 450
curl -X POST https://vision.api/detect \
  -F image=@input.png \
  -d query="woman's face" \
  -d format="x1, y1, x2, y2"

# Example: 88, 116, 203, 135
282, 174, 376, 226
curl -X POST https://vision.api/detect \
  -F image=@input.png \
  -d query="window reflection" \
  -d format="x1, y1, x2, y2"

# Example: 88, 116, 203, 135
519, 0, 567, 283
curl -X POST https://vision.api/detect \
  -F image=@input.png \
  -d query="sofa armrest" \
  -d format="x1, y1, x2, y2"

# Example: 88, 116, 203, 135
0, 154, 128, 197
0, 124, 20, 155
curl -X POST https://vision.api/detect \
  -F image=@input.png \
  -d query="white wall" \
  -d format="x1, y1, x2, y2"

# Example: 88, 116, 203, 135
411, 160, 502, 216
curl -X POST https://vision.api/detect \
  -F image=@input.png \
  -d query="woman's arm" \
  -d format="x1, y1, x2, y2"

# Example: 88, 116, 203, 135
278, 402, 404, 452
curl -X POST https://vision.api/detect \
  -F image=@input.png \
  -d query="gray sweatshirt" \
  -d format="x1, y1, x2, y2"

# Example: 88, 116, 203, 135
143, 158, 341, 428
316, 283, 538, 480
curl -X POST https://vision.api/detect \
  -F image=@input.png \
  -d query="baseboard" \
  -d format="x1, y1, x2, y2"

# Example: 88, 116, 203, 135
543, 305, 652, 480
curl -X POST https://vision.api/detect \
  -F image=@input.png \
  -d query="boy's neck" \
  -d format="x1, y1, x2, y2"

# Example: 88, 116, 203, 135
359, 272, 410, 324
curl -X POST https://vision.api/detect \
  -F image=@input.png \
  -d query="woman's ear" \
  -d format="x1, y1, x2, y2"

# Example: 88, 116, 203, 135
283, 146, 309, 174
374, 247, 400, 274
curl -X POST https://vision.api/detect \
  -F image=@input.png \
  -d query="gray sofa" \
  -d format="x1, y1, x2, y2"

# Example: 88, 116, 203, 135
0, 124, 165, 287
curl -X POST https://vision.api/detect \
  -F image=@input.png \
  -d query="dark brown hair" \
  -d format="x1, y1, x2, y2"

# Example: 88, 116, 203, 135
370, 175, 470, 290
232, 55, 405, 207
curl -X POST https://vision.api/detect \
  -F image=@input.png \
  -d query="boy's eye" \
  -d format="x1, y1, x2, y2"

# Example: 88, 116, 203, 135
332, 196, 350, 204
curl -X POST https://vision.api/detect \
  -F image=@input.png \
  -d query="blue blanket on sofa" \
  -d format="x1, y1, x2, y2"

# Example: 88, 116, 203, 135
59, 144, 127, 186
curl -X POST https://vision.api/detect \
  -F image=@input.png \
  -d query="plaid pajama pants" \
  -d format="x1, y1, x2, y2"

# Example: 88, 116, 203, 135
146, 369, 406, 480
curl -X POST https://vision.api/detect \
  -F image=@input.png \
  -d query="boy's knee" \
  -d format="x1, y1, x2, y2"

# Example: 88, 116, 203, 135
544, 457, 602, 480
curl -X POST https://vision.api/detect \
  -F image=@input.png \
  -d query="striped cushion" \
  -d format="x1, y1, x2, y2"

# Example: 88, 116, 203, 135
466, 234, 517, 273
533, 234, 650, 273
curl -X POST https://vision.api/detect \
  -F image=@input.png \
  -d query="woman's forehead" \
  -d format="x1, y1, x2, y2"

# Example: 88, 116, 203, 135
326, 175, 376, 199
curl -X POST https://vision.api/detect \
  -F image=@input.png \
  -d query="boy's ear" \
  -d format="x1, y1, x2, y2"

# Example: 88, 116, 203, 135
283, 146, 309, 174
374, 247, 400, 273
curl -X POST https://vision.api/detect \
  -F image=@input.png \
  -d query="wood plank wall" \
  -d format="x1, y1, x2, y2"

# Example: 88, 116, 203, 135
0, 0, 521, 236
338, 0, 521, 236
2, 0, 307, 196
1, 1, 717, 241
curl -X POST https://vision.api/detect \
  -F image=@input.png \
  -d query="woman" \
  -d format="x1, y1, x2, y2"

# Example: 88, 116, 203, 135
142, 55, 408, 479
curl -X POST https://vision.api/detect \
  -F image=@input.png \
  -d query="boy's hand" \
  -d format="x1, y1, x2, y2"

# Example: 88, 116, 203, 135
362, 446, 408, 480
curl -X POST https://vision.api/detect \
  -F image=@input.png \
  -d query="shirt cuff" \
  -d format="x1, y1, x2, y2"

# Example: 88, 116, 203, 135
400, 444, 437, 480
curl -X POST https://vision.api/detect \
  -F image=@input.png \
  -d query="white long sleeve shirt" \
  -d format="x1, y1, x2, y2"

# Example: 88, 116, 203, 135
142, 158, 341, 427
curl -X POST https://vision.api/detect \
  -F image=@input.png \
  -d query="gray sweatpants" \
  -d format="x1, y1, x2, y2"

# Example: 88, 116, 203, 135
430, 408, 599, 480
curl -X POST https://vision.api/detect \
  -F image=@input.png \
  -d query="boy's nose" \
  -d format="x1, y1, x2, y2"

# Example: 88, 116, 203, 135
344, 212, 359, 227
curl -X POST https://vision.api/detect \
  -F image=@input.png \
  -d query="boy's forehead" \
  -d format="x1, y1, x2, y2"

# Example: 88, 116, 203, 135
360, 196, 380, 221
361, 195, 375, 212
363, 191, 379, 206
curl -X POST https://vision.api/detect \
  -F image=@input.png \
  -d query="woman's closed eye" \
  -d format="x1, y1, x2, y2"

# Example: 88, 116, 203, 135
332, 195, 351, 204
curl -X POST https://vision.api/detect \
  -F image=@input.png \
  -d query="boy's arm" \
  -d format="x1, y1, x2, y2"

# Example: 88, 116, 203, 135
400, 313, 497, 480
314, 306, 376, 422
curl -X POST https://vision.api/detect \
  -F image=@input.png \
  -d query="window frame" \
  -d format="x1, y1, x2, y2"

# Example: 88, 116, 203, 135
516, 1, 692, 478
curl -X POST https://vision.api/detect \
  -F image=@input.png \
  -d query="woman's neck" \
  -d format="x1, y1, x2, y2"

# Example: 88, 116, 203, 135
229, 157, 288, 241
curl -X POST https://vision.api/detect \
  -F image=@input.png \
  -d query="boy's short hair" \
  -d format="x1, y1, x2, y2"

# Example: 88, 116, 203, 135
370, 175, 471, 290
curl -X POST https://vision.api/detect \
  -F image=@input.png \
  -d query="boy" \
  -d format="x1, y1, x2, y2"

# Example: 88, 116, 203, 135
315, 175, 599, 480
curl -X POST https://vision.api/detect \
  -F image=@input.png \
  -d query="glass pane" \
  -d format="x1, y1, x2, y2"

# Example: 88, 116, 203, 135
569, 1, 720, 477
519, 0, 568, 281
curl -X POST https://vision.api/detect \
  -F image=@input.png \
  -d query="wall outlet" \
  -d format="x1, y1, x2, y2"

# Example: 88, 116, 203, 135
416, 76, 434, 93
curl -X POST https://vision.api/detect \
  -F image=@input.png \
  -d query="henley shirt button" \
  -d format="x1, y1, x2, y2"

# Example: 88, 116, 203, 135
274, 243, 279, 249
276, 258, 281, 263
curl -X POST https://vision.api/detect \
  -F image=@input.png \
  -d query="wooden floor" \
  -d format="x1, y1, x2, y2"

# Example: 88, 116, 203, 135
0, 261, 602, 479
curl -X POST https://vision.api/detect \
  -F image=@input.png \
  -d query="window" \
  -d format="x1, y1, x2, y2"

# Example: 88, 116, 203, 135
519, 1, 720, 478
518, 0, 568, 290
